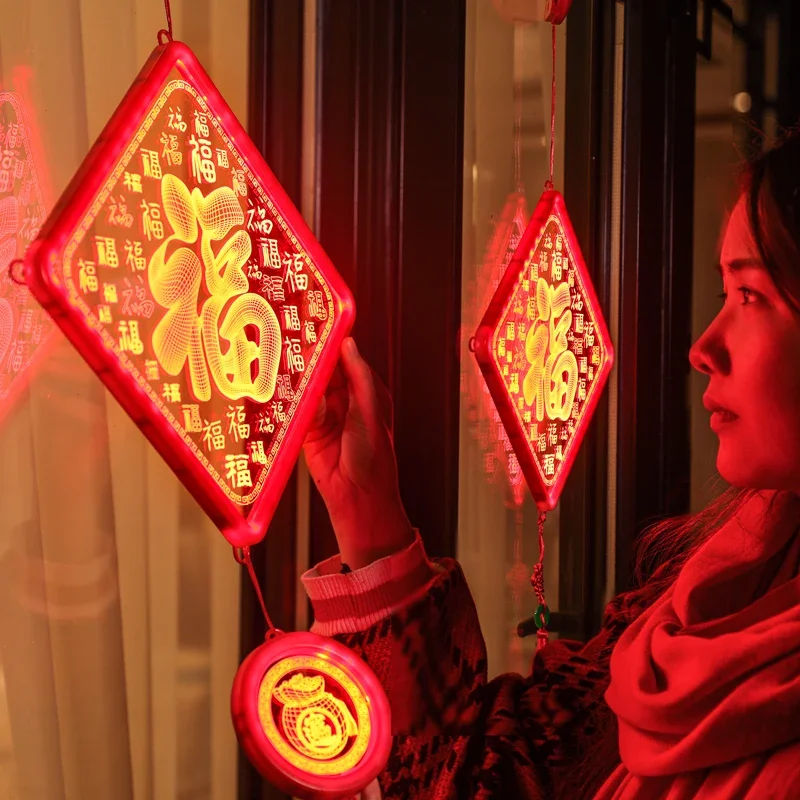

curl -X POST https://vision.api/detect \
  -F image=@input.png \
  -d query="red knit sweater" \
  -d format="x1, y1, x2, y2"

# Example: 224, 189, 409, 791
302, 533, 631, 799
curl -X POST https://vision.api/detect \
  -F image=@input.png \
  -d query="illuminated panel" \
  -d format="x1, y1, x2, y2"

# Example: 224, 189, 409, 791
259, 657, 368, 773
473, 190, 613, 511
0, 90, 54, 420
25, 43, 354, 546
461, 192, 528, 506
231, 632, 391, 799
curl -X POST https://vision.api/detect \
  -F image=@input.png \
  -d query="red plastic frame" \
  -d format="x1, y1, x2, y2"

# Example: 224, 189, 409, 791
231, 631, 391, 799
473, 190, 613, 511
24, 42, 354, 546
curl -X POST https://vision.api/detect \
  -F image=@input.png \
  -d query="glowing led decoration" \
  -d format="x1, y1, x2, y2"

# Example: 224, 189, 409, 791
473, 190, 613, 511
462, 191, 529, 506
25, 42, 354, 546
0, 90, 54, 420
231, 631, 391, 799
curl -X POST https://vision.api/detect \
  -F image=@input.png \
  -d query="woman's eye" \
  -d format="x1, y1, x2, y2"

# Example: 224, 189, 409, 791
738, 287, 754, 304
717, 287, 756, 306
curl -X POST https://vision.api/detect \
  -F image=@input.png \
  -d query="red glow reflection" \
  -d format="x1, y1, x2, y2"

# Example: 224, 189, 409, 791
0, 66, 55, 423
461, 192, 529, 507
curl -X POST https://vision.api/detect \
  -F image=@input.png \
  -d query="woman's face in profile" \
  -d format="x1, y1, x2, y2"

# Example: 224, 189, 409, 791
689, 195, 800, 491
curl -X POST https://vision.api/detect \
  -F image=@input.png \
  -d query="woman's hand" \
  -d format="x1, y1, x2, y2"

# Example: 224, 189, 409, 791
339, 777, 382, 800
303, 338, 415, 569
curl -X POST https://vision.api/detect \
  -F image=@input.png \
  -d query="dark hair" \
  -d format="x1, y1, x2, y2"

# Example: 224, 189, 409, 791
557, 131, 800, 799
746, 129, 800, 316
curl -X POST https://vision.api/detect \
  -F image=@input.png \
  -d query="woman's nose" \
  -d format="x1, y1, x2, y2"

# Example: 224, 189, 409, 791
689, 320, 729, 376
689, 335, 712, 375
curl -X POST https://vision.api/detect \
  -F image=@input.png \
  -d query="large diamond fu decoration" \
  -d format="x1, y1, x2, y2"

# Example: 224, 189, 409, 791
473, 190, 613, 511
25, 42, 354, 546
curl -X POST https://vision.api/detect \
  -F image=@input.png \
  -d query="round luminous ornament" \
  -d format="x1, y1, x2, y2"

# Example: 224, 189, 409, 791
231, 630, 392, 799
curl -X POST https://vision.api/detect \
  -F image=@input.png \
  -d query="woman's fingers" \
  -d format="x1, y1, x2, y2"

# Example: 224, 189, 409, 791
370, 367, 394, 438
341, 779, 382, 800
340, 338, 380, 430
305, 362, 348, 445
361, 778, 383, 799
311, 395, 326, 429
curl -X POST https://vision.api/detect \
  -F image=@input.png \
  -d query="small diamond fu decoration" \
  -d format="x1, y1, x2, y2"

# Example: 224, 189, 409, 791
473, 189, 613, 511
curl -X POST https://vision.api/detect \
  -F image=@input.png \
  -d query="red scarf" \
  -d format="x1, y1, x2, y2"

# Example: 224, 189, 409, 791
594, 491, 800, 799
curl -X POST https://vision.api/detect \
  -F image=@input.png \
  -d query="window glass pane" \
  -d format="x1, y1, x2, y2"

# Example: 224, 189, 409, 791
691, 0, 755, 512
460, 0, 567, 679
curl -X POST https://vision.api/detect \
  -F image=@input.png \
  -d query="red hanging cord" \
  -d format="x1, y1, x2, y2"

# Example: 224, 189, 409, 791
513, 25, 523, 192
546, 23, 557, 190
233, 545, 278, 638
530, 511, 549, 649
157, 0, 174, 44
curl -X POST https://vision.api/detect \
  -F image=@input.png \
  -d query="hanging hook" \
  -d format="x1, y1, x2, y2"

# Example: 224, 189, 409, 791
157, 0, 174, 45
8, 258, 26, 286
545, 0, 572, 25
232, 545, 247, 564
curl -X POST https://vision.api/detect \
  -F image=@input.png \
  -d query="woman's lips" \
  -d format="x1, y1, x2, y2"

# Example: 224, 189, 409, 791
703, 394, 738, 432
709, 409, 739, 432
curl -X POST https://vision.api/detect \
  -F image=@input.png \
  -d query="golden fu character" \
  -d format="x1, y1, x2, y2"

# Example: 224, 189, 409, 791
272, 672, 358, 761
148, 174, 281, 403
523, 277, 578, 423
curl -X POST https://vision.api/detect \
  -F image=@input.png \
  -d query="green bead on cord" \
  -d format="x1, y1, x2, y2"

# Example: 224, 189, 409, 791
534, 603, 550, 630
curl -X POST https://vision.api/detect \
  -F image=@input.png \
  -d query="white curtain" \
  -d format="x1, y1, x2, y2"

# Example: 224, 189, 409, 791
0, 2, 248, 798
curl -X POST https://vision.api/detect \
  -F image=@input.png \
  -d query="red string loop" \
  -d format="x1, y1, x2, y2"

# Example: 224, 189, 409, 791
232, 545, 278, 638
157, 0, 174, 44
531, 511, 549, 648
513, 24, 524, 192
546, 23, 557, 190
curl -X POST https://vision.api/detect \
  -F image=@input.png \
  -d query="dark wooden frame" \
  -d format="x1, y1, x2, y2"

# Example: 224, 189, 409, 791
775, 0, 800, 129
554, 0, 618, 640
613, 0, 697, 592
309, 0, 467, 568
239, 2, 304, 799
239, 0, 466, 795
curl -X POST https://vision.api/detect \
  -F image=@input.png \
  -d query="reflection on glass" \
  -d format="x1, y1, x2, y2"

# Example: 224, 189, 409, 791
461, 190, 529, 509
0, 79, 55, 424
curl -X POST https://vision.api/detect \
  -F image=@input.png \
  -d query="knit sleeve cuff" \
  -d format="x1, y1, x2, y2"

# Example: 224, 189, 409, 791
301, 530, 441, 637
